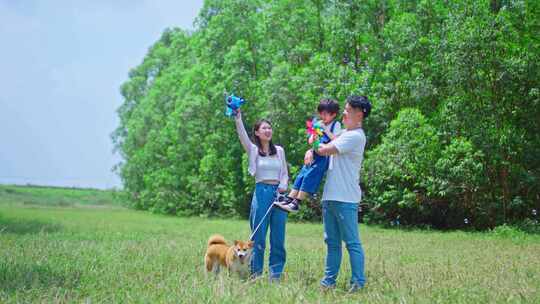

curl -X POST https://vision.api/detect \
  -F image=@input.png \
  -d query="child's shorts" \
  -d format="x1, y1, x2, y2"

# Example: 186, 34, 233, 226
292, 154, 329, 194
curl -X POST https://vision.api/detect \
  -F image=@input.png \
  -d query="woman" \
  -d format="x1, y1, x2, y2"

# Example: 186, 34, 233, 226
234, 109, 289, 280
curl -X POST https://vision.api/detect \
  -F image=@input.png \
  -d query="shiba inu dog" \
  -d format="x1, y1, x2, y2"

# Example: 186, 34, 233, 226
204, 234, 253, 278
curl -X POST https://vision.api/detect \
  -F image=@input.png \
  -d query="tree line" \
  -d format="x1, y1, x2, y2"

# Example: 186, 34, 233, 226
112, 0, 540, 230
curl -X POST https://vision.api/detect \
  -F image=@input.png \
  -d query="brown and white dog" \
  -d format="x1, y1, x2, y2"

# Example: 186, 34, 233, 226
204, 234, 253, 278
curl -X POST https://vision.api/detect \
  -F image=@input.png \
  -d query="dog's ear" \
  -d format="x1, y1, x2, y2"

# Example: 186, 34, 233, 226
234, 240, 240, 246
248, 241, 254, 248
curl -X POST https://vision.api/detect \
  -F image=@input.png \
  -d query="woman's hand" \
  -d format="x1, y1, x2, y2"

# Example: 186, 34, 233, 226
304, 149, 314, 165
235, 109, 242, 120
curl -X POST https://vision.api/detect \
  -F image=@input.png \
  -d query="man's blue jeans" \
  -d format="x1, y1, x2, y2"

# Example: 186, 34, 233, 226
320, 200, 366, 287
250, 183, 288, 279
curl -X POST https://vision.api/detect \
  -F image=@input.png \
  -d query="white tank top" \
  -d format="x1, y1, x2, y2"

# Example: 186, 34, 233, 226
255, 155, 281, 182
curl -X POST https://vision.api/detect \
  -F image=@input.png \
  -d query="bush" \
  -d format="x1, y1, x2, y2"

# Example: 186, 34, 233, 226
363, 108, 440, 225
364, 108, 490, 229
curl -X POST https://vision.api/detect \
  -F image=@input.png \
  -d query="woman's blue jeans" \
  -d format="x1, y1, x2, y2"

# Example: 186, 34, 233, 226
250, 183, 288, 279
320, 200, 366, 287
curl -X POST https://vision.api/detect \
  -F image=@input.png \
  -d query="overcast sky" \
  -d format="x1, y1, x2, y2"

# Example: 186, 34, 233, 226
0, 0, 204, 189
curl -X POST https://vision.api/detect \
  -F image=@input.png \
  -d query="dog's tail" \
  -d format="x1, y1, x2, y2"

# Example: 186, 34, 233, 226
207, 234, 227, 247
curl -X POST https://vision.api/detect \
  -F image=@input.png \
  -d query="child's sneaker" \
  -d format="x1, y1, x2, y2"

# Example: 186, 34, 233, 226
274, 193, 289, 205
277, 200, 300, 213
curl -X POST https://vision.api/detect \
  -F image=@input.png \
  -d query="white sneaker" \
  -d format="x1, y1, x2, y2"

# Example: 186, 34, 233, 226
276, 201, 299, 213
274, 193, 288, 205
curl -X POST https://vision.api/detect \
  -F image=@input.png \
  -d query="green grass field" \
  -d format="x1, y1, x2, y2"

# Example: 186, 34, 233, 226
1, 185, 539, 303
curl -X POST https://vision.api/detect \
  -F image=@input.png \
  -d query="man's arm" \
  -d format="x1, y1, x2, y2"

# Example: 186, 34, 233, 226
319, 131, 360, 156
317, 143, 339, 156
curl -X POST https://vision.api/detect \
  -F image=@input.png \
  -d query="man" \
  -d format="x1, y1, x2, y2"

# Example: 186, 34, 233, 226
315, 95, 371, 292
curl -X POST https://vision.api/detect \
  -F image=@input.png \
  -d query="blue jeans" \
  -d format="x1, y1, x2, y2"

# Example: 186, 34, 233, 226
320, 200, 366, 287
250, 183, 288, 279
292, 153, 329, 194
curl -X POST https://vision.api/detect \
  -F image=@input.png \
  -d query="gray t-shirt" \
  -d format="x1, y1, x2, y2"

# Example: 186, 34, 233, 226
321, 128, 366, 203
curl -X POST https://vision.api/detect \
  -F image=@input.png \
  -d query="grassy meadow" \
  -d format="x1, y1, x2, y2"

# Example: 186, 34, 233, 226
0, 185, 539, 303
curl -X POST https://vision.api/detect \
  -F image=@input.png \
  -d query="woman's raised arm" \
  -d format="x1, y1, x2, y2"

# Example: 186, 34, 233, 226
234, 110, 253, 153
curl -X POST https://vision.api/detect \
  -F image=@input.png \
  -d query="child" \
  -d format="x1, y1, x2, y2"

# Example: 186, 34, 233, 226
275, 98, 341, 213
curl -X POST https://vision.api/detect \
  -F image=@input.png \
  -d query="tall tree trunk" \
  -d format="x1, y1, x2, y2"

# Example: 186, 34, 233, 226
500, 165, 509, 223
314, 0, 324, 50
490, 0, 501, 14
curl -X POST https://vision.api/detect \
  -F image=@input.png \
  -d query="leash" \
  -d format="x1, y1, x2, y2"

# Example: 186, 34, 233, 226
248, 202, 276, 241
248, 191, 284, 241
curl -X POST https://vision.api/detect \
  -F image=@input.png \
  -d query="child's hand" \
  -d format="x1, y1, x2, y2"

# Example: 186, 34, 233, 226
304, 149, 314, 165
308, 133, 320, 145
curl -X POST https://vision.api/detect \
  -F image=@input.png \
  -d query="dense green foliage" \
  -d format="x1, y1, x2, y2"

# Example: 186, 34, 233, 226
113, 0, 540, 229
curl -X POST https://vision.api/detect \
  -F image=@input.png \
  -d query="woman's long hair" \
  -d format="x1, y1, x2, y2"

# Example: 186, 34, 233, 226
252, 119, 277, 156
